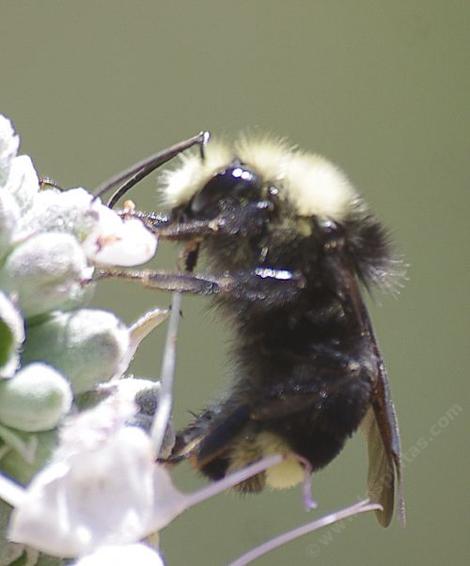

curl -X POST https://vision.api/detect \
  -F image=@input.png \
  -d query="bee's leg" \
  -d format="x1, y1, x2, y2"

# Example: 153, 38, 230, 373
237, 268, 305, 304
119, 200, 274, 241
119, 211, 218, 240
93, 268, 305, 302
93, 268, 224, 296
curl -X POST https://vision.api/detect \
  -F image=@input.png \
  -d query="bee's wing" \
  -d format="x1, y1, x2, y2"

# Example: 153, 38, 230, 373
360, 311, 406, 527
360, 402, 404, 527
330, 253, 405, 527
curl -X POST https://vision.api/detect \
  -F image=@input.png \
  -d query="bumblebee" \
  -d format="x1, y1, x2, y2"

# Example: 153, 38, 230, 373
98, 134, 405, 526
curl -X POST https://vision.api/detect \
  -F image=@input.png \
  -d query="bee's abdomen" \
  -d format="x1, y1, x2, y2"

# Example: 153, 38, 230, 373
264, 376, 372, 470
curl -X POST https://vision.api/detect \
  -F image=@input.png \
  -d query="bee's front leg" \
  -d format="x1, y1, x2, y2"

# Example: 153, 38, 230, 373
93, 267, 305, 302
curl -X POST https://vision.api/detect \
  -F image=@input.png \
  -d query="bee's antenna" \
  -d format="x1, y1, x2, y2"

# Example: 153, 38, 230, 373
93, 130, 210, 208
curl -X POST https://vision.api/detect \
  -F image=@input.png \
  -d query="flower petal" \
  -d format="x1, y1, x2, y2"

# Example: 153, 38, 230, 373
114, 308, 168, 379
8, 397, 185, 557
0, 115, 20, 186
83, 207, 157, 267
72, 544, 164, 566
3, 155, 39, 212
0, 189, 21, 258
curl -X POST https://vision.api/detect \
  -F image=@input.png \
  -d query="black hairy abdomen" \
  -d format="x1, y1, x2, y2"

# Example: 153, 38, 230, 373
234, 292, 372, 469
261, 377, 371, 470
190, 281, 374, 478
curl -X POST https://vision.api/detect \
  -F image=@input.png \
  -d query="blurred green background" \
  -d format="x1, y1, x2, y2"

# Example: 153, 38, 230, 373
1, 1, 468, 564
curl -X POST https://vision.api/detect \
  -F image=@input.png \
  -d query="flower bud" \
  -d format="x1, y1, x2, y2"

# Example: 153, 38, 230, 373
0, 363, 72, 432
0, 232, 91, 318
19, 187, 99, 242
23, 309, 130, 393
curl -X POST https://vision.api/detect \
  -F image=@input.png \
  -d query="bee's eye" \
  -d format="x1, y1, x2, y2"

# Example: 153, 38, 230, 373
190, 165, 260, 218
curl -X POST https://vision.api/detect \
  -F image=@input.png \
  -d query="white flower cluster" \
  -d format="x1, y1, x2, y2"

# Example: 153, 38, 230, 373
0, 114, 169, 565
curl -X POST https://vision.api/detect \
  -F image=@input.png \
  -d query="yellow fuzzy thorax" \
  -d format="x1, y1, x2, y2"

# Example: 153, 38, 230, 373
160, 135, 358, 221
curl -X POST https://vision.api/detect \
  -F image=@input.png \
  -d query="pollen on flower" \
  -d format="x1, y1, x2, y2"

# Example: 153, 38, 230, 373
123, 200, 136, 212
95, 233, 121, 252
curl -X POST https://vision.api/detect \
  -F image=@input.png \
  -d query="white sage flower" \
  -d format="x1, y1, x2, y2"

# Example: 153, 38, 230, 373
3, 155, 39, 213
0, 115, 19, 186
6, 382, 283, 559
20, 186, 157, 267
72, 544, 164, 566
0, 189, 21, 257
8, 395, 185, 557
82, 203, 157, 267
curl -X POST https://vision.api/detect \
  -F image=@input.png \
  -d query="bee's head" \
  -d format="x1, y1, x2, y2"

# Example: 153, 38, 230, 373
171, 160, 266, 224
159, 136, 397, 287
